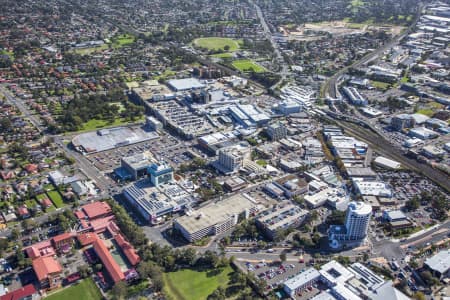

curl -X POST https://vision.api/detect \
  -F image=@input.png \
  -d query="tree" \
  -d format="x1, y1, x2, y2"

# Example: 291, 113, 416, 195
22, 219, 37, 231
279, 252, 287, 262
405, 196, 420, 211
224, 45, 230, 51
413, 292, 426, 300
208, 287, 226, 300
112, 281, 128, 300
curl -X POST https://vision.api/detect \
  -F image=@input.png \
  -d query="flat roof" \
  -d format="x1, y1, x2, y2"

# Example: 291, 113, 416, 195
425, 249, 450, 274
122, 152, 154, 170
320, 260, 354, 285
257, 202, 308, 232
174, 194, 256, 235
167, 78, 205, 91
284, 268, 321, 291
72, 126, 159, 153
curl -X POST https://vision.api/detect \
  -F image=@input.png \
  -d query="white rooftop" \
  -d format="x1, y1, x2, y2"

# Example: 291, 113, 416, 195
284, 268, 320, 291
425, 249, 450, 275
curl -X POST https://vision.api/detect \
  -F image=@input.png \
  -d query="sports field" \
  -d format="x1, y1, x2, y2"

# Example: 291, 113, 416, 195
45, 278, 102, 300
232, 59, 266, 73
193, 37, 240, 51
163, 266, 232, 300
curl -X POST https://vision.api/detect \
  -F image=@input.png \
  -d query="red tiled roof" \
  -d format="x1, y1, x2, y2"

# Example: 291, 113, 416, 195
0, 284, 37, 300
32, 256, 62, 282
81, 202, 112, 220
41, 198, 52, 207
25, 247, 40, 259
115, 234, 140, 266
52, 232, 74, 244
92, 239, 124, 283
74, 210, 86, 220
89, 216, 115, 233
24, 164, 38, 173
17, 206, 29, 216
77, 232, 98, 246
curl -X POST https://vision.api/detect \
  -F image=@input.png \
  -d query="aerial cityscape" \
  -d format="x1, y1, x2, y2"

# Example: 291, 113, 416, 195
0, 0, 449, 299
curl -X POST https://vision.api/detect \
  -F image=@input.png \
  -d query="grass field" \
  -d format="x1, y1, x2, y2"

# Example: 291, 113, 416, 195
163, 266, 232, 300
113, 34, 135, 46
78, 116, 145, 132
25, 199, 37, 209
47, 190, 64, 208
232, 59, 266, 73
417, 108, 434, 117
193, 37, 240, 51
370, 80, 391, 90
211, 52, 233, 59
45, 278, 102, 300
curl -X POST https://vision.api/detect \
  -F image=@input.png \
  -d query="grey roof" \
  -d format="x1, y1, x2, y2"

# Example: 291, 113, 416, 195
425, 249, 450, 274
369, 281, 410, 300
167, 78, 205, 91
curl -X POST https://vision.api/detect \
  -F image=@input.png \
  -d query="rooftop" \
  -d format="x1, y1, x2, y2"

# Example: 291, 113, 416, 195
174, 194, 256, 235
167, 78, 205, 91
32, 256, 62, 281
425, 249, 450, 274
93, 238, 125, 283
81, 201, 112, 220
284, 268, 321, 291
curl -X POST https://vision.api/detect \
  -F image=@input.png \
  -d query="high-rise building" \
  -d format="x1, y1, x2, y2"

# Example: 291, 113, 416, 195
215, 144, 250, 174
329, 201, 372, 249
266, 122, 287, 141
345, 202, 372, 240
148, 161, 173, 187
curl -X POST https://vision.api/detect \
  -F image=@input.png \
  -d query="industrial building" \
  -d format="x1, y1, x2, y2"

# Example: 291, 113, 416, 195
329, 202, 372, 249
408, 127, 439, 140
173, 194, 258, 242
373, 156, 401, 170
255, 202, 308, 240
342, 87, 367, 106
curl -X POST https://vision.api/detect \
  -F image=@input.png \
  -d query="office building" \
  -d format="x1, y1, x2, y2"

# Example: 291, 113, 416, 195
255, 202, 308, 240
173, 194, 258, 242
215, 144, 250, 174
329, 202, 372, 249
391, 114, 415, 131
118, 152, 154, 180
266, 122, 287, 141
148, 161, 173, 187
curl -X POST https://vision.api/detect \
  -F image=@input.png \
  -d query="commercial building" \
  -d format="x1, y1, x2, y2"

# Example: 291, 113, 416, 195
424, 249, 450, 279
391, 114, 415, 131
329, 202, 372, 249
304, 187, 347, 209
274, 175, 309, 198
223, 177, 247, 192
266, 122, 287, 141
79, 202, 113, 221
229, 104, 270, 127
197, 131, 238, 154
255, 202, 308, 240
148, 161, 173, 187
167, 78, 205, 91
352, 178, 392, 198
383, 210, 413, 229
72, 126, 159, 154
283, 268, 321, 297
146, 116, 163, 131
173, 194, 258, 242
124, 180, 196, 224
275, 100, 302, 115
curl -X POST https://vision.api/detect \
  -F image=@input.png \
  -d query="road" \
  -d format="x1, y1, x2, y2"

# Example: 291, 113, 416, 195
249, 0, 289, 89
322, 5, 422, 99
0, 85, 44, 133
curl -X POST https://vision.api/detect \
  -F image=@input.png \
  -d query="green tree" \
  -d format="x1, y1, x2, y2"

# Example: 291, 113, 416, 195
112, 281, 128, 300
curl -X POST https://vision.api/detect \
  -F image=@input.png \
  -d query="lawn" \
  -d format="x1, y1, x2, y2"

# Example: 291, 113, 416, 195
232, 59, 266, 73
24, 199, 37, 209
46, 190, 64, 208
163, 266, 233, 300
113, 34, 135, 46
78, 116, 145, 132
417, 108, 434, 117
370, 80, 391, 90
45, 278, 102, 300
193, 37, 241, 51
211, 52, 233, 59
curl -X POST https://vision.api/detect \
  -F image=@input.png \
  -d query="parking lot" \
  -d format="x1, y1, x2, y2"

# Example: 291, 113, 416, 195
85, 134, 186, 172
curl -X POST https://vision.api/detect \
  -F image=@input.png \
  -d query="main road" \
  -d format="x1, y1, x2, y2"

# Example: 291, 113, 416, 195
322, 5, 423, 99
